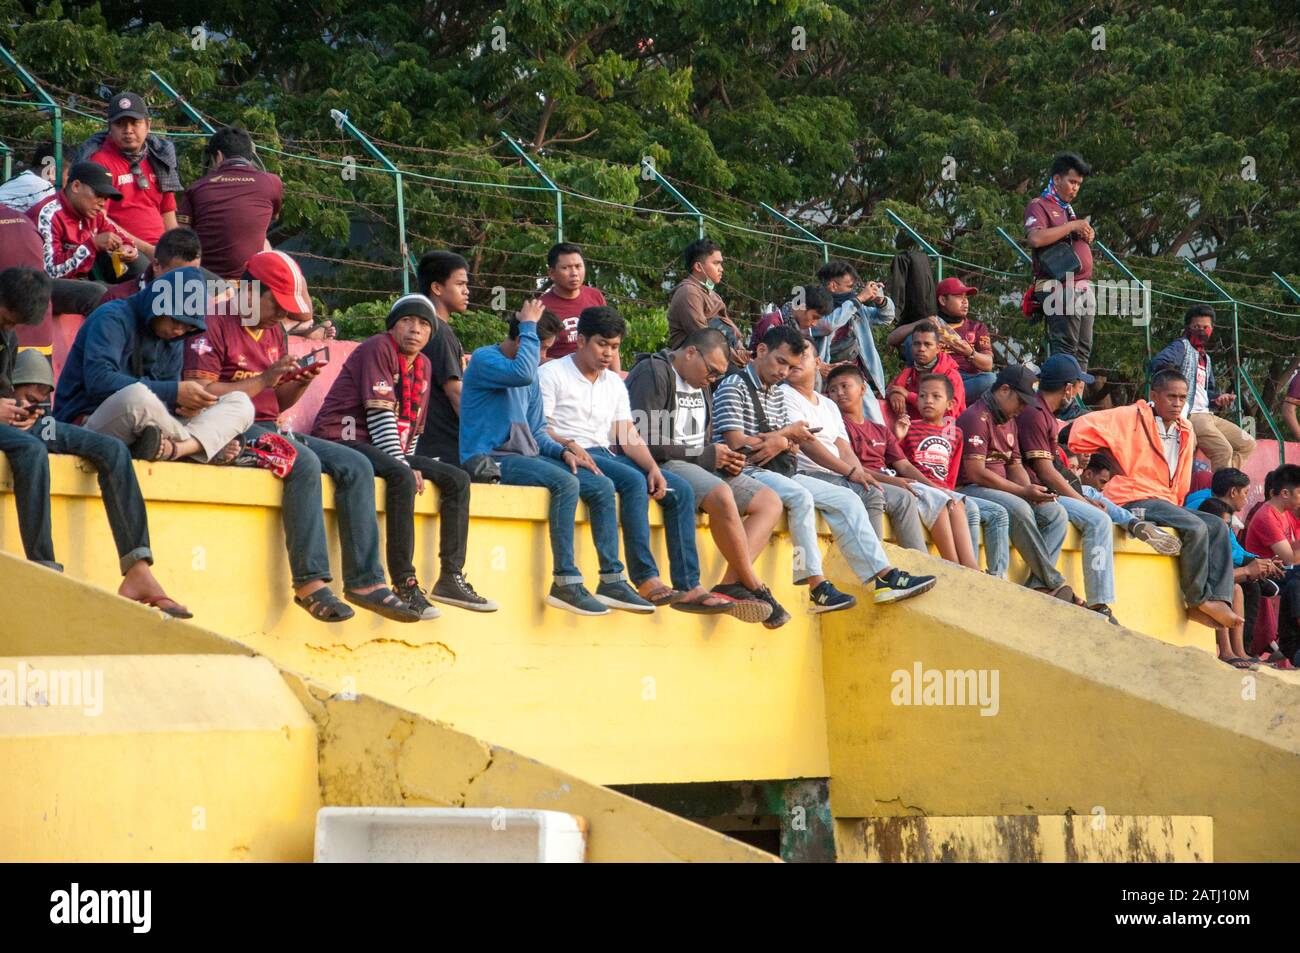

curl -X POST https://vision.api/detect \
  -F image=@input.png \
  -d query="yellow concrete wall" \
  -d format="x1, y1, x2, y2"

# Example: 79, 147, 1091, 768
0, 654, 320, 861
0, 556, 778, 862
0, 457, 1210, 790
835, 815, 1213, 862
818, 545, 1300, 863
0, 457, 830, 786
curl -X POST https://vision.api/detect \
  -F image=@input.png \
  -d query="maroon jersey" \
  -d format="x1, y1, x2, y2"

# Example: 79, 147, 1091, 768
539, 285, 606, 359
938, 317, 991, 376
844, 416, 904, 471
1024, 195, 1092, 283
900, 419, 963, 489
313, 332, 431, 448
177, 158, 283, 279
183, 314, 287, 421
956, 400, 1019, 483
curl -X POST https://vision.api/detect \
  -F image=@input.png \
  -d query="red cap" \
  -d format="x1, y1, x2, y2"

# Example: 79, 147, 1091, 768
246, 251, 312, 316
936, 276, 978, 299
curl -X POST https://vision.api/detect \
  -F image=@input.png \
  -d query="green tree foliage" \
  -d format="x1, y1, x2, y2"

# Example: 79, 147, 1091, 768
3, 1, 1299, 418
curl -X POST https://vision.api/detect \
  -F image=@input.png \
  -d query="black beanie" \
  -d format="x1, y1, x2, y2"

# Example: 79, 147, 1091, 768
386, 293, 438, 330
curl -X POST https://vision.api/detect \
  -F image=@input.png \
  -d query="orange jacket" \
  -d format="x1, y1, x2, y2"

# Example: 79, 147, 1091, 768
1067, 400, 1194, 506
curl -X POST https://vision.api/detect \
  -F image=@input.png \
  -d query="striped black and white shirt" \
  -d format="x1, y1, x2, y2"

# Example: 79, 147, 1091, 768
711, 363, 789, 442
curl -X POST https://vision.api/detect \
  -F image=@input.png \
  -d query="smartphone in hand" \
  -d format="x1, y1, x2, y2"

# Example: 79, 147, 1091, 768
298, 346, 330, 369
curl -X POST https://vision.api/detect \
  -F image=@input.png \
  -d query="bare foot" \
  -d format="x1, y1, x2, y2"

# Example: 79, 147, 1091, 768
118, 561, 189, 616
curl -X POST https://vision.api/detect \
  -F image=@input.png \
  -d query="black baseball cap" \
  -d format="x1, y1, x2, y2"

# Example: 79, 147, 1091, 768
107, 91, 149, 122
995, 365, 1040, 403
68, 161, 123, 200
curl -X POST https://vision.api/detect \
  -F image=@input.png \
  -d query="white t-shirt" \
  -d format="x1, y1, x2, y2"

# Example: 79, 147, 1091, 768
0, 171, 55, 212
782, 385, 849, 475
672, 368, 707, 451
1190, 353, 1210, 415
538, 354, 631, 450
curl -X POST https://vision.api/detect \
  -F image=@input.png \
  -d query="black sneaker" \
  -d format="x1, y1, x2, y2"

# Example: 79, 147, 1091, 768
873, 568, 936, 604
709, 584, 775, 625
810, 580, 857, 614
430, 571, 499, 612
395, 578, 441, 620
751, 585, 792, 629
546, 582, 610, 616
595, 579, 655, 613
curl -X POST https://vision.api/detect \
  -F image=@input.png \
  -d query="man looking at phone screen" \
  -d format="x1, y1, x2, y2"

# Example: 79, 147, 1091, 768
957, 365, 1077, 603
54, 264, 253, 463
184, 250, 421, 624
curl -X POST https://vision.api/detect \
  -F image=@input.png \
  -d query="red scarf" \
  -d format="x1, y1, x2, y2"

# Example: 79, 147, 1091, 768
388, 333, 426, 453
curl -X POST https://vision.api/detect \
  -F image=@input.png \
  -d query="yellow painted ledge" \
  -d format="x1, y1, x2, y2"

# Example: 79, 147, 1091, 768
819, 545, 1300, 863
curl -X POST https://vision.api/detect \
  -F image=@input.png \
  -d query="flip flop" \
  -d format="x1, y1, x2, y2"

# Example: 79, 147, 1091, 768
295, 587, 354, 622
345, 586, 422, 623
209, 437, 243, 466
129, 425, 163, 461
1035, 584, 1077, 604
133, 594, 193, 619
640, 585, 682, 607
1220, 656, 1256, 671
671, 591, 735, 615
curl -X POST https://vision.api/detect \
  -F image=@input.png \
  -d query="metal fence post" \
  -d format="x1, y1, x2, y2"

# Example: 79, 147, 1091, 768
501, 132, 563, 244
0, 45, 62, 185
0, 139, 10, 181
1274, 272, 1300, 305
643, 162, 703, 239
1097, 242, 1153, 365
995, 226, 1033, 269
331, 109, 410, 294
884, 209, 942, 281
149, 71, 216, 134
760, 202, 827, 263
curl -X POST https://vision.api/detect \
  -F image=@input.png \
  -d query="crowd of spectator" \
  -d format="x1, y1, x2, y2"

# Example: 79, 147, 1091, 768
1, 112, 1298, 665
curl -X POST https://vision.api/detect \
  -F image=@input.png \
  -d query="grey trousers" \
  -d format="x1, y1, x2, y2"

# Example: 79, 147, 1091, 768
1126, 497, 1235, 607
83, 382, 255, 463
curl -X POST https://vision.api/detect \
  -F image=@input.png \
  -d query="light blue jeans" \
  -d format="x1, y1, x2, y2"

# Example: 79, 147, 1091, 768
749, 469, 891, 583
963, 494, 1011, 578
1081, 484, 1136, 529
960, 485, 1067, 590
1057, 495, 1117, 606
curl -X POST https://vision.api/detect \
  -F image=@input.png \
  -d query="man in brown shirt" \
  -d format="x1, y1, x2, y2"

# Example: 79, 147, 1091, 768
666, 238, 747, 366
957, 365, 1075, 602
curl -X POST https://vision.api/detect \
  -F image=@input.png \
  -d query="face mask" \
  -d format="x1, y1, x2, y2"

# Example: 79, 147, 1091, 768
1189, 327, 1212, 346
700, 277, 715, 292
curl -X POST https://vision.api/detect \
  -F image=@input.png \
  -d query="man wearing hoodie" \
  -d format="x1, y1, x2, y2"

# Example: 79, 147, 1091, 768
1068, 368, 1242, 631
1151, 305, 1254, 472
54, 265, 253, 464
625, 328, 789, 627
886, 321, 966, 421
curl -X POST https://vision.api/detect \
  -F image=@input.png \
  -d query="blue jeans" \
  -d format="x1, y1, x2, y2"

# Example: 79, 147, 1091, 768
1081, 484, 1135, 529
748, 469, 823, 581
0, 416, 152, 574
960, 484, 1067, 590
496, 453, 625, 585
587, 447, 700, 591
248, 424, 385, 590
963, 494, 1010, 578
961, 371, 997, 402
1057, 494, 1116, 605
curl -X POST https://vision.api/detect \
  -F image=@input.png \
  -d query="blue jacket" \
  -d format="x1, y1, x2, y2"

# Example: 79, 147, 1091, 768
1152, 337, 1217, 419
459, 323, 566, 464
54, 266, 208, 423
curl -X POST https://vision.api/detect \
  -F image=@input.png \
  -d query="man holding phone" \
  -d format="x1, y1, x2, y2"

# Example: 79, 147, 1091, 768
54, 265, 254, 463
184, 251, 421, 624
1025, 152, 1096, 369
957, 365, 1077, 604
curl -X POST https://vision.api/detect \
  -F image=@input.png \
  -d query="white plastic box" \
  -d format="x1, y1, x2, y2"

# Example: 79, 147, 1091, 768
314, 807, 588, 863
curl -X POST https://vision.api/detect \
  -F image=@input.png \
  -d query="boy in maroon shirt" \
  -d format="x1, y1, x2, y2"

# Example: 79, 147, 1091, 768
177, 127, 283, 280
538, 242, 611, 366
314, 294, 496, 616
829, 365, 979, 568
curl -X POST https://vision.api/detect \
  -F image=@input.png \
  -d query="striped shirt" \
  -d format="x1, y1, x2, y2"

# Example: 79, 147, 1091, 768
712, 364, 788, 442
